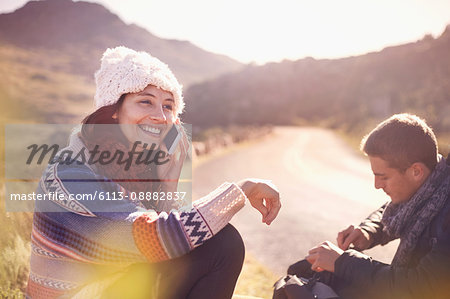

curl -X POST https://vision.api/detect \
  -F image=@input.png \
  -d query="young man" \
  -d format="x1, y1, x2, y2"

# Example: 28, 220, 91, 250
305, 113, 450, 299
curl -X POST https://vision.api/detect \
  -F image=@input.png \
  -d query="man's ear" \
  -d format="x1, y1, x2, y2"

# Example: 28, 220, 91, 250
112, 112, 118, 120
409, 162, 427, 181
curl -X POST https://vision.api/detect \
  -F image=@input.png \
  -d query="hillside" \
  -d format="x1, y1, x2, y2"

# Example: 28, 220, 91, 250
1, 0, 448, 146
0, 44, 96, 123
0, 0, 243, 87
0, 0, 245, 123
183, 26, 450, 148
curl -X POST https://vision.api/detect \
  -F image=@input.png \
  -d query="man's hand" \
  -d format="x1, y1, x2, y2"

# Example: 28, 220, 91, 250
337, 225, 372, 251
306, 241, 344, 273
238, 179, 281, 225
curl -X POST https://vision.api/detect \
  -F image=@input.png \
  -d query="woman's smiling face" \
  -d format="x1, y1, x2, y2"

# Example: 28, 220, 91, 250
113, 84, 177, 147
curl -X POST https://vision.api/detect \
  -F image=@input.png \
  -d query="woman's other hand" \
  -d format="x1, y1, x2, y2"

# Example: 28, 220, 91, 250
158, 123, 189, 192
237, 179, 281, 225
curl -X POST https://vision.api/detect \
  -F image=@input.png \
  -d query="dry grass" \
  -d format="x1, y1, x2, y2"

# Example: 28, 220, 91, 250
0, 45, 95, 124
234, 254, 278, 299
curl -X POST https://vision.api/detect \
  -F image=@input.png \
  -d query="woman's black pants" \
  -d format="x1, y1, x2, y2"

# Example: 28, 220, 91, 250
104, 224, 245, 299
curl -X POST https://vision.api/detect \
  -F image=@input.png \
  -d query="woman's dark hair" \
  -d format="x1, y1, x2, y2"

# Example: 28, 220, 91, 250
81, 94, 126, 142
82, 94, 126, 125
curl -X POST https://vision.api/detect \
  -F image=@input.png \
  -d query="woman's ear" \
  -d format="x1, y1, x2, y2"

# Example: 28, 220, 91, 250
175, 117, 180, 124
112, 112, 118, 120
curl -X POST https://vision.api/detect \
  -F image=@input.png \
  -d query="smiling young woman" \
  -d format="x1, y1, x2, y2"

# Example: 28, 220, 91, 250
113, 85, 178, 148
26, 46, 281, 299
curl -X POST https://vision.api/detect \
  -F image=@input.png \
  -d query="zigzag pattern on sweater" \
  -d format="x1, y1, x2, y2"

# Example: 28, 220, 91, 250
29, 272, 78, 291
180, 208, 212, 247
41, 164, 96, 217
31, 242, 63, 259
33, 212, 143, 264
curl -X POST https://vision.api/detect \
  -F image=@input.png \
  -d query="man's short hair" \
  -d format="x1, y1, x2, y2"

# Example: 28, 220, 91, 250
361, 113, 438, 172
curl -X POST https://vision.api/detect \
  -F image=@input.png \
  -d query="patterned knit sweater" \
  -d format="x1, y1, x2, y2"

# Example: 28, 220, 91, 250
26, 135, 246, 298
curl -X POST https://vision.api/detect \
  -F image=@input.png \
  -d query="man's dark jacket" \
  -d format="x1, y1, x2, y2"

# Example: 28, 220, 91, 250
333, 159, 450, 299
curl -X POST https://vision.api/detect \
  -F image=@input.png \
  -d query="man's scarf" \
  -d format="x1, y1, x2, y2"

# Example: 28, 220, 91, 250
381, 155, 450, 267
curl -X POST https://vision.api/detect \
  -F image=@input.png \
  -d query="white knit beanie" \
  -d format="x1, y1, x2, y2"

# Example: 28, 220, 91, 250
94, 46, 184, 116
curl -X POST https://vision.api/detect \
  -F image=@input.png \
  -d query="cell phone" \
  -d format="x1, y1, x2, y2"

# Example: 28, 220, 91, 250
163, 124, 182, 155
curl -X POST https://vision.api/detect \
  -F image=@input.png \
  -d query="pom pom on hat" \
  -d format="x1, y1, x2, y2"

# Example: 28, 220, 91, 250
94, 46, 184, 115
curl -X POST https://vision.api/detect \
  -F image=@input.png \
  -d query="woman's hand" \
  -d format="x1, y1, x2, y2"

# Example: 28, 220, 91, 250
237, 178, 281, 225
157, 123, 189, 193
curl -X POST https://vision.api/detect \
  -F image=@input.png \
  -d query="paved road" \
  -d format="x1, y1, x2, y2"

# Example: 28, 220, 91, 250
192, 127, 398, 275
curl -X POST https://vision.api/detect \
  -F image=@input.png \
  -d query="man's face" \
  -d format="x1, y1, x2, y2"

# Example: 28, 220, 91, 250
369, 156, 422, 204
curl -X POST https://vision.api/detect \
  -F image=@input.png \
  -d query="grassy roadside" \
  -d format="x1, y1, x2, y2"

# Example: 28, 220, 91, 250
0, 91, 34, 298
234, 254, 278, 299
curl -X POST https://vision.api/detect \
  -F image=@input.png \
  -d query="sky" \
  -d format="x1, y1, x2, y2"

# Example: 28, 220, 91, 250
1, 0, 450, 64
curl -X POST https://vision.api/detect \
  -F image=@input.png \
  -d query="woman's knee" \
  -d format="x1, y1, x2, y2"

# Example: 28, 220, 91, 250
214, 224, 245, 265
